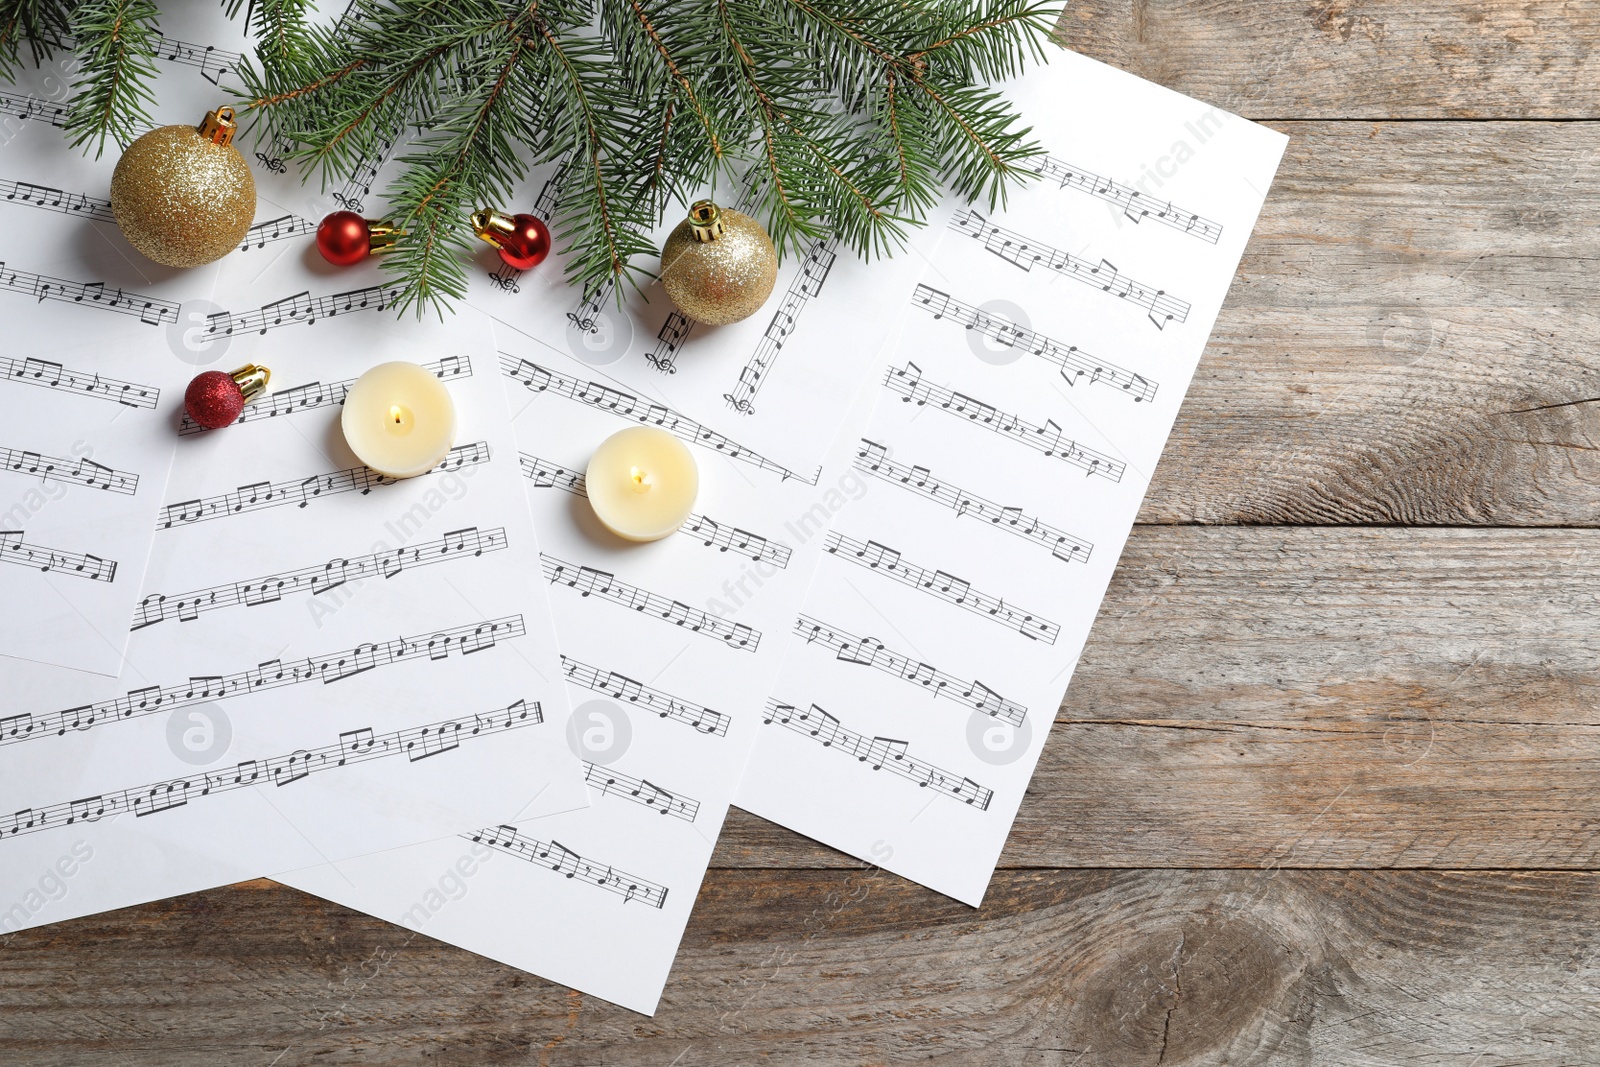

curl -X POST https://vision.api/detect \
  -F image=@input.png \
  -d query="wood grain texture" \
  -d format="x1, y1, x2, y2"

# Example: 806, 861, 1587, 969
1141, 120, 1600, 525
713, 525, 1600, 869
1056, 1, 1600, 119
2, 871, 1596, 1066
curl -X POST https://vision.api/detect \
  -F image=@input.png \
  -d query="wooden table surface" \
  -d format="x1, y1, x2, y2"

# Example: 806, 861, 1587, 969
6, 4, 1599, 1064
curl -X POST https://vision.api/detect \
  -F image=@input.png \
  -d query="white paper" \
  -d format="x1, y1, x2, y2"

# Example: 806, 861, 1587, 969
446, 162, 930, 477
735, 50, 1288, 905
0, 41, 230, 675
0, 11, 590, 931
276, 303, 903, 1013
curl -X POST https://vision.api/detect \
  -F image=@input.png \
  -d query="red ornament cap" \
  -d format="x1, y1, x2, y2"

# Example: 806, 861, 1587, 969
185, 365, 271, 430
316, 212, 405, 266
471, 209, 551, 271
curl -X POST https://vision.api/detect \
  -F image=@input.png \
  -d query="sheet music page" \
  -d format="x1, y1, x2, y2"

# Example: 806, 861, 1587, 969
734, 50, 1289, 905
0, 296, 591, 934
449, 163, 944, 477
276, 322, 886, 1015
0, 8, 590, 931
0, 18, 240, 675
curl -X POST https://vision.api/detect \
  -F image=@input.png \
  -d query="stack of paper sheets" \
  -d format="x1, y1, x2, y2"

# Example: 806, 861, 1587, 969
0, 4, 1284, 1017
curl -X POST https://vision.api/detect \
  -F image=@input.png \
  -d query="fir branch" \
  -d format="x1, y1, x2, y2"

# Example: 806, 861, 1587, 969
0, 0, 71, 80
3, 0, 1059, 310
63, 0, 160, 158
527, 13, 657, 292
381, 35, 530, 315
612, 0, 721, 161
211, 0, 1054, 310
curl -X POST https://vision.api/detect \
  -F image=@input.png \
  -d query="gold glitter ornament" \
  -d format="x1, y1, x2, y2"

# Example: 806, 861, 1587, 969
110, 106, 256, 268
658, 200, 777, 325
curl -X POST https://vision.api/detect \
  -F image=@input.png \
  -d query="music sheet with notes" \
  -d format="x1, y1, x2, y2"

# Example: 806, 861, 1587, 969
276, 325, 887, 1015
735, 51, 1288, 905
0, 53, 224, 676
450, 163, 943, 479
0, 294, 592, 931
0, 12, 592, 925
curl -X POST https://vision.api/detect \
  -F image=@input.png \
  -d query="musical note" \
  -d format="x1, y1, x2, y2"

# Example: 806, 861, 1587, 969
0, 88, 69, 128
185, 283, 407, 339
794, 615, 1028, 726
0, 257, 403, 337
131, 527, 508, 630
236, 213, 316, 252
542, 555, 761, 651
583, 762, 700, 821
908, 286, 1158, 403
1029, 154, 1224, 244
645, 311, 694, 374
949, 211, 1190, 328
0, 530, 117, 583
762, 699, 995, 810
822, 531, 1060, 643
500, 355, 820, 485
0, 616, 528, 748
0, 445, 139, 494
178, 355, 471, 434
724, 237, 838, 413
155, 442, 490, 530
464, 826, 669, 909
567, 277, 616, 334
518, 452, 793, 567
851, 441, 1093, 566
880, 364, 1126, 481
0, 260, 180, 324
0, 700, 542, 843
0, 178, 117, 223
329, 125, 403, 216
560, 656, 729, 737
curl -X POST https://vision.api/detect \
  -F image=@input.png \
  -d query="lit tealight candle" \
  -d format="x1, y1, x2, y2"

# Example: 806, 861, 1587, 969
341, 361, 457, 478
585, 427, 698, 542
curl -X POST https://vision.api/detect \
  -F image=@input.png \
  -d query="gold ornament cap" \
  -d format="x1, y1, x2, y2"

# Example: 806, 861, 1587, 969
686, 200, 725, 242
198, 106, 238, 147
229, 363, 271, 402
364, 221, 406, 254
470, 207, 517, 249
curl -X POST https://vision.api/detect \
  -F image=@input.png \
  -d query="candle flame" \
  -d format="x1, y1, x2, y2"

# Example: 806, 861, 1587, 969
390, 405, 404, 424
629, 466, 652, 493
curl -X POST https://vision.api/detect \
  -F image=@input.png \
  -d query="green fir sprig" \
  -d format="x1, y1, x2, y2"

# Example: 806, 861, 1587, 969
0, 0, 1060, 314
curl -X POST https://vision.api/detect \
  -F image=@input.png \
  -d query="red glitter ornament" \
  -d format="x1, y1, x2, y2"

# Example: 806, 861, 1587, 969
185, 365, 271, 430
471, 208, 551, 270
315, 212, 404, 266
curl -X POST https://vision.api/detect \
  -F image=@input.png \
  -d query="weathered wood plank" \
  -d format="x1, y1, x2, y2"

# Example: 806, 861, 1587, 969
1143, 120, 1600, 525
1056, 1, 1600, 119
714, 526, 1600, 869
2, 871, 1596, 1065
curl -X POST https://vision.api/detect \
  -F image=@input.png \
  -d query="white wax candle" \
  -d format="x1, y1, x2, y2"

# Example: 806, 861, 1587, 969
585, 427, 699, 542
341, 361, 457, 478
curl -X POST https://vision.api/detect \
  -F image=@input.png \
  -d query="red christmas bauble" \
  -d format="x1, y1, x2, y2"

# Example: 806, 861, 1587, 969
185, 371, 245, 429
316, 211, 372, 266
494, 213, 552, 270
